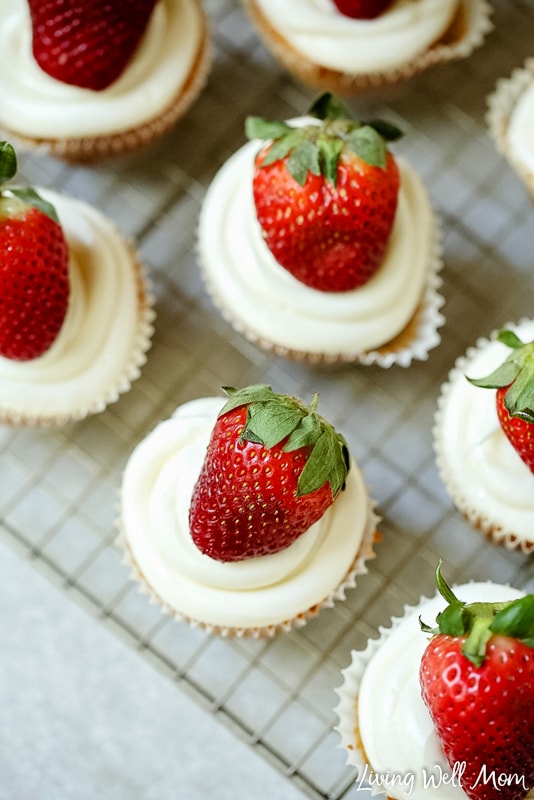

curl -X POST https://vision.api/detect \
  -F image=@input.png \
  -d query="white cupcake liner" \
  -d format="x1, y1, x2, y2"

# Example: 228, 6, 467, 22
243, 0, 492, 95
433, 318, 534, 554
486, 57, 534, 197
117, 495, 380, 639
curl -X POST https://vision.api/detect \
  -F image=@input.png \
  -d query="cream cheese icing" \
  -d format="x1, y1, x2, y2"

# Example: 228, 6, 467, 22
507, 81, 534, 175
0, 0, 203, 138
434, 319, 534, 547
199, 127, 440, 360
121, 397, 375, 631
252, 0, 459, 73
340, 582, 527, 800
0, 189, 152, 422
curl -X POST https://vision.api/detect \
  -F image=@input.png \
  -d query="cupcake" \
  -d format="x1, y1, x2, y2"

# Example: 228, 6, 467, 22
335, 564, 534, 800
0, 142, 154, 426
0, 0, 211, 162
487, 58, 534, 199
241, 0, 492, 95
198, 93, 444, 367
433, 318, 534, 554
118, 384, 378, 637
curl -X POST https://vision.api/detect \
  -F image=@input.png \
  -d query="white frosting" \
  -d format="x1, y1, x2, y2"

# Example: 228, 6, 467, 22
253, 0, 459, 73
199, 132, 437, 357
435, 319, 534, 545
0, 190, 149, 421
353, 582, 526, 800
507, 82, 534, 175
121, 397, 373, 630
0, 0, 203, 138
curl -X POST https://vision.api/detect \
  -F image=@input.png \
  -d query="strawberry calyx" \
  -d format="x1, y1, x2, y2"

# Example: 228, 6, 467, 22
420, 562, 534, 667
0, 141, 59, 224
245, 92, 402, 186
218, 385, 350, 497
467, 328, 534, 424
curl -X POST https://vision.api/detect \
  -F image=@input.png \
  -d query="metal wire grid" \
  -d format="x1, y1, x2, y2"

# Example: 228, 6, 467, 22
1, 1, 534, 798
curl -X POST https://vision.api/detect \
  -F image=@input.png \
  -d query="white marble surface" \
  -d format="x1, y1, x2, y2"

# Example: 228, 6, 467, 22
0, 534, 307, 800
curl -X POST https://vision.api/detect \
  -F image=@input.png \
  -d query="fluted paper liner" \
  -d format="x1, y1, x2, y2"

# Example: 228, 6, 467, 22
242, 0, 492, 96
117, 494, 379, 639
433, 319, 534, 554
487, 58, 534, 198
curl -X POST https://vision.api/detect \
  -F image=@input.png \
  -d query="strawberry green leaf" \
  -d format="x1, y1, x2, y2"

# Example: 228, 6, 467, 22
9, 187, 60, 224
0, 141, 17, 185
287, 140, 321, 186
309, 92, 352, 121
297, 430, 335, 496
436, 603, 468, 636
467, 360, 520, 389
363, 119, 403, 142
490, 595, 534, 644
504, 363, 534, 423
317, 137, 344, 184
497, 329, 525, 349
284, 413, 322, 451
345, 126, 387, 168
244, 400, 303, 448
219, 384, 276, 416
261, 131, 302, 167
245, 117, 293, 141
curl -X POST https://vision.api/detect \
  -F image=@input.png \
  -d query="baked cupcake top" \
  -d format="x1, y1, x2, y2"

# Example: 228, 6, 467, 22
0, 142, 154, 425
434, 318, 534, 552
120, 387, 377, 634
199, 94, 443, 365
336, 567, 533, 800
0, 0, 204, 139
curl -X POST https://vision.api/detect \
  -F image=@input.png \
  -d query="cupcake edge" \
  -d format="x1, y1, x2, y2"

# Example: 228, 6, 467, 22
116, 493, 380, 639
487, 57, 534, 198
0, 9, 212, 162
0, 238, 156, 428
433, 319, 534, 555
241, 0, 493, 95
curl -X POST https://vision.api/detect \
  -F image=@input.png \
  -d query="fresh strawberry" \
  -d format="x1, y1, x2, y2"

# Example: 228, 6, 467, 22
332, 0, 394, 19
0, 141, 69, 361
468, 329, 534, 473
189, 385, 350, 562
28, 0, 158, 91
420, 563, 534, 800
245, 92, 402, 293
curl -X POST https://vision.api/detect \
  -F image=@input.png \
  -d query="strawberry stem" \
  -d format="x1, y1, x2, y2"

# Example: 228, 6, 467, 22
421, 562, 534, 666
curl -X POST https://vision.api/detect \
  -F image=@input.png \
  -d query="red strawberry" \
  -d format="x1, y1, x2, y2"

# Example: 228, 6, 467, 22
420, 564, 534, 800
0, 141, 69, 361
468, 329, 534, 473
189, 385, 350, 562
28, 0, 158, 91
332, 0, 394, 19
245, 92, 402, 293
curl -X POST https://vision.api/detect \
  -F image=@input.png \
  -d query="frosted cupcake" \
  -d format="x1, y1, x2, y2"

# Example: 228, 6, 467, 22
242, 0, 492, 95
433, 319, 534, 554
335, 567, 533, 800
118, 385, 378, 637
487, 58, 534, 198
199, 93, 444, 367
0, 142, 154, 426
0, 0, 211, 161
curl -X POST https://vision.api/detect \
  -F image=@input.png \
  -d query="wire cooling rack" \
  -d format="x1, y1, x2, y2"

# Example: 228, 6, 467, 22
1, 1, 534, 798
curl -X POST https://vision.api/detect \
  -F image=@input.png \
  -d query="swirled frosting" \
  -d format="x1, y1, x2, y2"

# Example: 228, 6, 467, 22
0, 190, 150, 422
347, 582, 526, 800
435, 319, 534, 545
199, 128, 438, 358
252, 0, 459, 73
507, 81, 534, 175
121, 397, 374, 630
0, 0, 203, 138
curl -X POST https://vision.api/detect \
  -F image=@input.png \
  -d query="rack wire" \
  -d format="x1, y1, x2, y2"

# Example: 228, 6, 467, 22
1, 2, 534, 798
